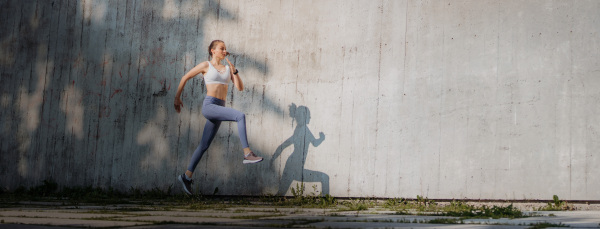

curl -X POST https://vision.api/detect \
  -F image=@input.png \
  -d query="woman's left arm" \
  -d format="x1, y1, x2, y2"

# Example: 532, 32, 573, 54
225, 57, 244, 91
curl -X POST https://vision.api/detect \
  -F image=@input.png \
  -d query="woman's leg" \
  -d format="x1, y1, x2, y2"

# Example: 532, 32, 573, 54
202, 103, 261, 163
202, 104, 249, 149
179, 118, 221, 195
186, 119, 222, 173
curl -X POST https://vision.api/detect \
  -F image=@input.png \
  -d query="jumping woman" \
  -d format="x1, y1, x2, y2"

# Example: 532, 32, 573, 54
174, 40, 263, 195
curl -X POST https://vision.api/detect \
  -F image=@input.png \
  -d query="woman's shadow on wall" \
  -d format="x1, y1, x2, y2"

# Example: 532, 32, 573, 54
270, 103, 328, 196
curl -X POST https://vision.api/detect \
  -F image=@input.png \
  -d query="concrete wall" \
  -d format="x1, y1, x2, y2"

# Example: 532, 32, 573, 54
1, 0, 599, 200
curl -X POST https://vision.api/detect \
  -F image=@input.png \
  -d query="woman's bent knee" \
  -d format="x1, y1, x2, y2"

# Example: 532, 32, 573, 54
236, 113, 246, 122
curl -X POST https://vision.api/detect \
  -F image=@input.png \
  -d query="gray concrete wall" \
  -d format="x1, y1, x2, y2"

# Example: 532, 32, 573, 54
1, 0, 599, 200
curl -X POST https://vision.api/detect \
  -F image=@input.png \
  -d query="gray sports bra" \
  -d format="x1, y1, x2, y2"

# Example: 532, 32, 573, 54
204, 61, 230, 85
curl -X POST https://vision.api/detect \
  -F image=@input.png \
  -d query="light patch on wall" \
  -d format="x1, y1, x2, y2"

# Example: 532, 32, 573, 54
29, 7, 39, 30
1, 93, 10, 108
162, 0, 179, 19
61, 84, 84, 139
0, 35, 16, 67
17, 127, 32, 177
176, 103, 201, 135
184, 51, 195, 68
82, 0, 107, 23
101, 51, 113, 79
18, 47, 52, 133
180, 1, 200, 18
138, 55, 149, 69
18, 153, 29, 177
137, 106, 171, 169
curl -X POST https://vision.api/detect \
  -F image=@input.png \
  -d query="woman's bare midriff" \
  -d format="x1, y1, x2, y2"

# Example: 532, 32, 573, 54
206, 83, 229, 100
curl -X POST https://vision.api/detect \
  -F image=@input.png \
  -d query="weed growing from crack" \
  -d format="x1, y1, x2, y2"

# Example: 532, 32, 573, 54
537, 195, 575, 211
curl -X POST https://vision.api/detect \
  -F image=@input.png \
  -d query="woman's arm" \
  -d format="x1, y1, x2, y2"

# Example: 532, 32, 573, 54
174, 62, 208, 113
225, 57, 244, 91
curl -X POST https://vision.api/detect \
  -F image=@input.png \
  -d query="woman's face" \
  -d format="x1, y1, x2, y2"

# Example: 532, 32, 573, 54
212, 42, 227, 59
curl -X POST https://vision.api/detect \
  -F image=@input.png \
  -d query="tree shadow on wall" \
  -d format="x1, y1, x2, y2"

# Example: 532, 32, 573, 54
270, 103, 328, 196
0, 0, 272, 191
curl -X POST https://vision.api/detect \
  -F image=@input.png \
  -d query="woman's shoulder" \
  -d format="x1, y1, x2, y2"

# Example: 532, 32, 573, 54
197, 61, 211, 69
191, 61, 210, 75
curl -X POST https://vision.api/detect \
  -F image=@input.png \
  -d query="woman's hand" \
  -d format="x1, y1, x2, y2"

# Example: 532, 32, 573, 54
174, 97, 183, 113
225, 53, 244, 91
225, 56, 236, 74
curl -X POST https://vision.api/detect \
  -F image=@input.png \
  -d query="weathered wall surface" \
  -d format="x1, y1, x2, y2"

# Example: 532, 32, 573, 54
1, 0, 599, 200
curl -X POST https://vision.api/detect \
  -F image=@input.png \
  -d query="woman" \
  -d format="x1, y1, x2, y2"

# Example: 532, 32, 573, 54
174, 40, 263, 195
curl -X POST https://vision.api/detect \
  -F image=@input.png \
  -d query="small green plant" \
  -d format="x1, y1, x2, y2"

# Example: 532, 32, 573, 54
416, 195, 425, 204
320, 194, 337, 207
439, 200, 474, 216
286, 183, 336, 207
383, 198, 403, 208
290, 183, 306, 199
537, 195, 574, 211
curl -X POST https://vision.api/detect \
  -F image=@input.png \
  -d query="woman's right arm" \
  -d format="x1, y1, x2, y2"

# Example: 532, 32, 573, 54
174, 61, 208, 113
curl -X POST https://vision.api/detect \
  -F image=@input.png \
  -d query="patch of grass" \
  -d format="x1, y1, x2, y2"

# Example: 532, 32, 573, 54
440, 200, 472, 214
264, 183, 337, 208
232, 209, 246, 213
341, 198, 373, 211
82, 216, 124, 221
27, 180, 58, 197
0, 179, 577, 223
384, 197, 525, 219
528, 222, 569, 228
1, 179, 186, 205
384, 196, 439, 213
445, 204, 524, 219
427, 218, 463, 224
229, 214, 284, 219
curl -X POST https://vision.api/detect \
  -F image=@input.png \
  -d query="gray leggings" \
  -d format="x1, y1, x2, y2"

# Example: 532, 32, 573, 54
187, 96, 249, 172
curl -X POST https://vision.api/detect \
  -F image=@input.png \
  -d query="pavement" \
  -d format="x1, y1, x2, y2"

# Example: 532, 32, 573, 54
1, 201, 600, 228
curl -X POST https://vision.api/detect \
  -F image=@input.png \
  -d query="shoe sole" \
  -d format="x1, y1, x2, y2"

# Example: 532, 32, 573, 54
177, 175, 192, 195
243, 158, 263, 164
